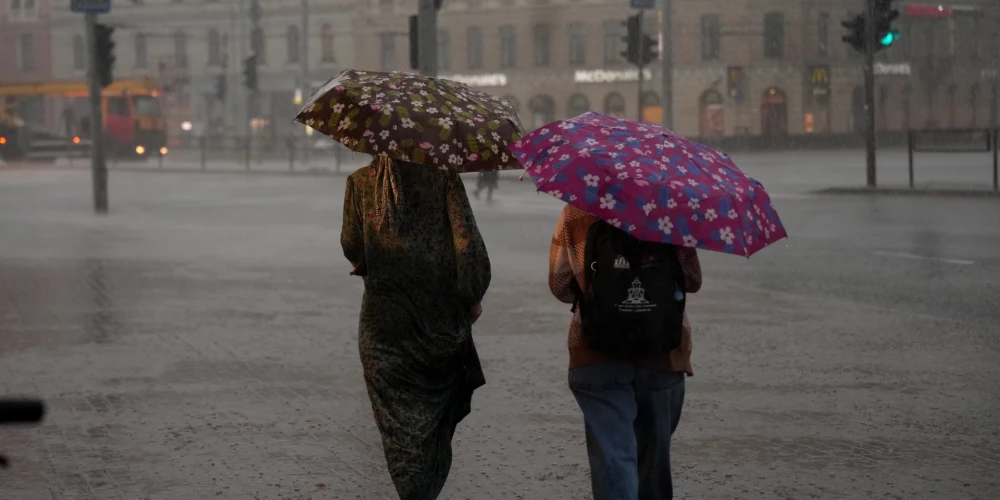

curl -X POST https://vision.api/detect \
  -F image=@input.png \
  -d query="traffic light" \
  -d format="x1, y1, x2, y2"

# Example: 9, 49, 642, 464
841, 0, 899, 53
640, 34, 657, 66
94, 23, 115, 89
874, 0, 900, 48
214, 74, 226, 101
841, 14, 865, 52
242, 55, 258, 92
621, 14, 642, 65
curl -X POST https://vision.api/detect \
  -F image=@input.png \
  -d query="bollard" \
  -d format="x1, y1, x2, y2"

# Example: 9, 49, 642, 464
993, 128, 998, 192
907, 130, 914, 189
200, 136, 207, 170
244, 136, 251, 171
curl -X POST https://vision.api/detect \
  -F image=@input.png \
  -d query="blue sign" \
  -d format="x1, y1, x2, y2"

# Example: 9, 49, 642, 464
71, 0, 110, 13
630, 0, 656, 9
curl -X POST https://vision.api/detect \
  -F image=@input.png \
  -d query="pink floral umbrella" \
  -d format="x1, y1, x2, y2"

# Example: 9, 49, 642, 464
510, 112, 787, 257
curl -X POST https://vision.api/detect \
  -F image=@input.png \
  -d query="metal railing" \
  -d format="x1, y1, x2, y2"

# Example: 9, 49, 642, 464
110, 134, 359, 173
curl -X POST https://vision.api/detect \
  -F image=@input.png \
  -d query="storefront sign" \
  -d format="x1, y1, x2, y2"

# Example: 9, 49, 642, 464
874, 62, 911, 76
808, 65, 830, 105
440, 73, 508, 87
574, 69, 652, 84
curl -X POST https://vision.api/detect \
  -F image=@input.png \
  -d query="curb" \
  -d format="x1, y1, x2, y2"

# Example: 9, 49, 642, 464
813, 186, 1000, 198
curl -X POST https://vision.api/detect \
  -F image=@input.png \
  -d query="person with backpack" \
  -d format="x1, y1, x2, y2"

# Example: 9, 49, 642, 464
548, 204, 702, 500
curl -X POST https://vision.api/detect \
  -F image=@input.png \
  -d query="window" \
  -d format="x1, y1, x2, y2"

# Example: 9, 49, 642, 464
287, 25, 301, 63
251, 27, 266, 64
135, 33, 148, 69
529, 95, 555, 129
322, 24, 335, 62
107, 97, 129, 116
208, 29, 222, 66
500, 25, 517, 68
467, 26, 483, 69
955, 12, 979, 60
568, 22, 586, 65
700, 15, 720, 61
567, 93, 590, 117
604, 92, 625, 118
134, 96, 161, 117
763, 12, 784, 59
438, 29, 451, 70
73, 34, 86, 70
174, 31, 189, 69
533, 23, 551, 67
603, 20, 622, 65
380, 33, 396, 71
817, 12, 829, 57
10, 0, 37, 19
18, 33, 34, 72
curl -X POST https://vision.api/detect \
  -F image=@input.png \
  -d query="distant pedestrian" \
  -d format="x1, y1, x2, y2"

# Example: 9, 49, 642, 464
341, 155, 491, 500
548, 204, 702, 500
474, 170, 499, 201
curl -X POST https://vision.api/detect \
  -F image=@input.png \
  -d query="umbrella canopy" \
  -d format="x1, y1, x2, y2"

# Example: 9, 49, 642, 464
296, 69, 524, 172
510, 112, 787, 257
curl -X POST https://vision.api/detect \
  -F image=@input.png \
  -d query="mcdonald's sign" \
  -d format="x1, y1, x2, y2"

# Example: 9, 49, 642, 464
807, 65, 831, 105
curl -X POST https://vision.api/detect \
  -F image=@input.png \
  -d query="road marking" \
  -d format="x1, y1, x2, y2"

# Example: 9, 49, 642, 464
873, 251, 975, 266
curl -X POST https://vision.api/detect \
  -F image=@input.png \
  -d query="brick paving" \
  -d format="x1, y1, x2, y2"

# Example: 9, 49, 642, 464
1, 170, 999, 499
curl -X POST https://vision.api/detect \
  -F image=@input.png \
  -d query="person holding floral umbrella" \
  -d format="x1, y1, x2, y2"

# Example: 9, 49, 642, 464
340, 154, 490, 500
511, 112, 787, 500
299, 70, 521, 499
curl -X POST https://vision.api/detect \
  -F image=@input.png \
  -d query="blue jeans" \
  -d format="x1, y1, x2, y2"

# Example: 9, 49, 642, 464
569, 363, 686, 500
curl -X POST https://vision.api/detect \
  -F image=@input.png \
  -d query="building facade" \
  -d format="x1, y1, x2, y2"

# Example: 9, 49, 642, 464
46, 0, 358, 141
0, 0, 55, 129
357, 0, 1000, 140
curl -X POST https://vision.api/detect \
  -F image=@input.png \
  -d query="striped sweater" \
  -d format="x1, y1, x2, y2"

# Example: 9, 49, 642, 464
548, 205, 703, 375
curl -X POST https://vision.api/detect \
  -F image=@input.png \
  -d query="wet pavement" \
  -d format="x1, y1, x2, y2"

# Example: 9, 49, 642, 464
1, 168, 999, 500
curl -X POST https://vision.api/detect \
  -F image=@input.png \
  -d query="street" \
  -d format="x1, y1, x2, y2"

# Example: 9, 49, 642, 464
1, 163, 999, 500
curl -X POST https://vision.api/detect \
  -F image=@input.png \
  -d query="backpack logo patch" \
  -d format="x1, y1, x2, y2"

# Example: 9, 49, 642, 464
618, 278, 656, 313
613, 255, 630, 269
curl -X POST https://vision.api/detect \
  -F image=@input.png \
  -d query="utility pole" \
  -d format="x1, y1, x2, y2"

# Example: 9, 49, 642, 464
84, 12, 108, 213
248, 0, 262, 138
417, 0, 438, 77
659, 0, 673, 129
636, 10, 645, 122
237, 0, 248, 137
300, 0, 310, 167
863, 0, 877, 187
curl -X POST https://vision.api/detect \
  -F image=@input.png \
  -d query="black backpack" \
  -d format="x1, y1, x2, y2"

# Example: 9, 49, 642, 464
573, 221, 686, 357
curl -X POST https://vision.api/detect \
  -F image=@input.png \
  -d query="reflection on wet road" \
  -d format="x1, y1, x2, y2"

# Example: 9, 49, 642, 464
1, 170, 998, 500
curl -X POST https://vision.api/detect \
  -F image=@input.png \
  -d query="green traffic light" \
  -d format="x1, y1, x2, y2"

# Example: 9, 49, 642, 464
879, 30, 899, 47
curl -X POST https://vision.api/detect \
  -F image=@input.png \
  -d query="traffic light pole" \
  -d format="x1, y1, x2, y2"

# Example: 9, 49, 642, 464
659, 0, 673, 129
417, 0, 438, 77
863, 0, 877, 188
636, 10, 644, 122
84, 12, 108, 213
300, 0, 310, 168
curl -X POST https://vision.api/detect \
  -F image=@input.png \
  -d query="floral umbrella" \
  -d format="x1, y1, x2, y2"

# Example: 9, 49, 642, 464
295, 69, 524, 172
510, 112, 788, 257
